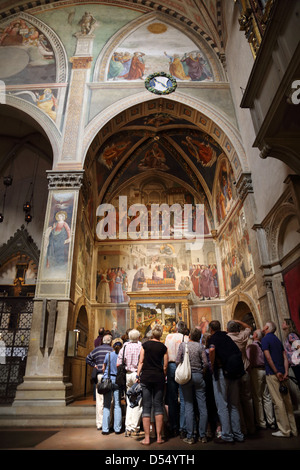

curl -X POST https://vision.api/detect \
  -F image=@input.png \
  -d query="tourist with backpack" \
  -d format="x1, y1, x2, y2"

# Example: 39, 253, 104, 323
207, 320, 245, 444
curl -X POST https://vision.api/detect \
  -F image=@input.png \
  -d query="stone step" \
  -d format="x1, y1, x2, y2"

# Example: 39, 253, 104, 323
0, 404, 96, 427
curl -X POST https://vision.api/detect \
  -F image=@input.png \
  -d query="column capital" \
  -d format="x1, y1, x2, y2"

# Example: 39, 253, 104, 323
47, 170, 84, 190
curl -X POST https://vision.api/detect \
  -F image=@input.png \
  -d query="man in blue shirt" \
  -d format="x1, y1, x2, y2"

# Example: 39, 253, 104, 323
261, 321, 298, 438
86, 334, 113, 430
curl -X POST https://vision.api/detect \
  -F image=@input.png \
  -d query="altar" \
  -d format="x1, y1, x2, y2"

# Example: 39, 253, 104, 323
127, 290, 191, 339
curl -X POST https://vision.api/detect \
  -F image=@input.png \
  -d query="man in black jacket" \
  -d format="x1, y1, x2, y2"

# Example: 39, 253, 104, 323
207, 320, 245, 444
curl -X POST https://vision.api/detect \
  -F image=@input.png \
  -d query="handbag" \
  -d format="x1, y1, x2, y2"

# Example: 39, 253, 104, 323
116, 344, 127, 390
97, 353, 114, 395
175, 342, 191, 385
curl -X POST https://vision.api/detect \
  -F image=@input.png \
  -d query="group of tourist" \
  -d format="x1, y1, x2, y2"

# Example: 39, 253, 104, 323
86, 317, 300, 445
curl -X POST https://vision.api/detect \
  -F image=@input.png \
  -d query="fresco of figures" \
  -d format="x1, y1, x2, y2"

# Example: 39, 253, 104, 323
219, 208, 254, 294
107, 21, 213, 82
41, 192, 74, 280
96, 240, 219, 304
215, 157, 237, 225
0, 17, 56, 84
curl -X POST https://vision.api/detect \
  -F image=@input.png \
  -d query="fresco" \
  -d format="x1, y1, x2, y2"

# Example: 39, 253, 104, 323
98, 177, 211, 238
41, 192, 74, 280
76, 214, 93, 299
96, 239, 220, 304
219, 208, 254, 295
9, 88, 58, 121
107, 20, 213, 82
215, 157, 237, 225
0, 17, 56, 84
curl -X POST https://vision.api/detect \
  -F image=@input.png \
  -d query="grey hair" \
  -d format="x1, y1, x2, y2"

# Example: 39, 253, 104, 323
266, 321, 277, 333
102, 334, 112, 344
129, 329, 140, 342
227, 320, 240, 333
254, 329, 262, 341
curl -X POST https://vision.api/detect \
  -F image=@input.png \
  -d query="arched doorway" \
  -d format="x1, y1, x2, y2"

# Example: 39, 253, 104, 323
68, 304, 90, 400
0, 103, 53, 404
233, 301, 256, 330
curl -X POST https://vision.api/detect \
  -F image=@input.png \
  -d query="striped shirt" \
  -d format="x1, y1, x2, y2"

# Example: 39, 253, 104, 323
86, 344, 113, 369
117, 341, 142, 372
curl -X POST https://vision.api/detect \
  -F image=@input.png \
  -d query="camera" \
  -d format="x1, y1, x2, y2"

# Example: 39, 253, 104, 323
279, 384, 288, 395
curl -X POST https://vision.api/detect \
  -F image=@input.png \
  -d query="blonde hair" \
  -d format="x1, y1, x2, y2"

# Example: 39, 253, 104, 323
152, 324, 163, 339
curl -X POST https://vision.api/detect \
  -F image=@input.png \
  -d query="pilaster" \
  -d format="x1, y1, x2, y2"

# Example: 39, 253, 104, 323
57, 32, 95, 169
13, 170, 84, 407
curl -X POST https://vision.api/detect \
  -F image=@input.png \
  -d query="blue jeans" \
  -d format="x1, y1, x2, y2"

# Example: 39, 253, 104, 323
167, 362, 186, 432
102, 376, 122, 433
212, 368, 244, 442
181, 371, 208, 439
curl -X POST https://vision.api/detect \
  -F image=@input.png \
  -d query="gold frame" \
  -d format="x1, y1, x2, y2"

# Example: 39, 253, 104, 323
128, 290, 190, 335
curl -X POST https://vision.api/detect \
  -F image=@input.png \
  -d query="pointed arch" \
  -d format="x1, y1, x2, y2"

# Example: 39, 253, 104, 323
83, 91, 248, 181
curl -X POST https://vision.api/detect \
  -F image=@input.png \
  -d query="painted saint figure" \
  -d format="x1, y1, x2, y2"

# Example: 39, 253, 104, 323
164, 51, 190, 80
45, 211, 71, 270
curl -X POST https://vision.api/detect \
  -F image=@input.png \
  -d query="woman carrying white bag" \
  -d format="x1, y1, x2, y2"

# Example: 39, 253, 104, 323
175, 328, 209, 444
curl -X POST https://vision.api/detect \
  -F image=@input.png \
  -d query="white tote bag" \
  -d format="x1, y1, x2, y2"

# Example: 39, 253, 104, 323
175, 343, 191, 385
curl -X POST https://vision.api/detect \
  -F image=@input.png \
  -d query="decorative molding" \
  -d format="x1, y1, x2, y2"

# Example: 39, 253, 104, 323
47, 170, 85, 190
70, 57, 93, 70
236, 172, 253, 200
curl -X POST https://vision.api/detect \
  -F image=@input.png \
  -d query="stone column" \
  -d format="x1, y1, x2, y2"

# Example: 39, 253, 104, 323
12, 171, 84, 407
235, 173, 270, 321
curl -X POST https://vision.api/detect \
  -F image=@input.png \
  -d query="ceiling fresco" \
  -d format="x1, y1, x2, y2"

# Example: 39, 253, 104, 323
0, 1, 223, 55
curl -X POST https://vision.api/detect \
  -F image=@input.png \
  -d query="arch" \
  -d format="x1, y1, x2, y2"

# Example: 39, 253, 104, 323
3, 97, 61, 168
278, 215, 300, 260
94, 12, 225, 83
83, 91, 248, 180
267, 201, 299, 264
231, 292, 261, 330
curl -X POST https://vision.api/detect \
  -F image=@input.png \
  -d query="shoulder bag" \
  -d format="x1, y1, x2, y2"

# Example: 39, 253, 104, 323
116, 344, 127, 390
175, 342, 191, 385
97, 353, 115, 394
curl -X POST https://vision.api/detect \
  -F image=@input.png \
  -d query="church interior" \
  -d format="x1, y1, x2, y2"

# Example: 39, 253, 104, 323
0, 0, 299, 439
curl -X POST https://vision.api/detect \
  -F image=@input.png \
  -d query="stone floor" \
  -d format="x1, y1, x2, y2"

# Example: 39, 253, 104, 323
1, 396, 299, 461
1, 422, 300, 452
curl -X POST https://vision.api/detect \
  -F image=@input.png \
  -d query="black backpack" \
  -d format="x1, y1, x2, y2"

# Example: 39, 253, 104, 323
223, 351, 245, 380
